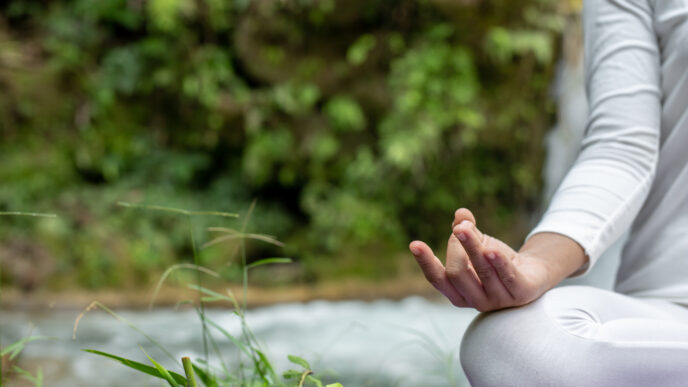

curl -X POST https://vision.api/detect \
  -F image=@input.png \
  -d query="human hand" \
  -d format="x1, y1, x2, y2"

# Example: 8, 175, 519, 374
409, 208, 559, 312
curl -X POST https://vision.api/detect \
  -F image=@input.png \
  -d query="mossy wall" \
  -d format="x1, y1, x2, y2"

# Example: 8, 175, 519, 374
0, 0, 568, 289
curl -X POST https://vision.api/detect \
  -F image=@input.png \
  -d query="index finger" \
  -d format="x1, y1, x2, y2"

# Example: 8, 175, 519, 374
409, 241, 468, 307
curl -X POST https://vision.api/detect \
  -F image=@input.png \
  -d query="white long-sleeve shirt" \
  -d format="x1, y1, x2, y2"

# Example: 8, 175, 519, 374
527, 0, 688, 304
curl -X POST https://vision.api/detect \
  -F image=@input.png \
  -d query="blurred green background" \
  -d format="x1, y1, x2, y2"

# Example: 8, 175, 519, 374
0, 0, 570, 292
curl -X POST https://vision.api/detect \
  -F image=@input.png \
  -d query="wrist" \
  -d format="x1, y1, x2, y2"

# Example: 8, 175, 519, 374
519, 232, 588, 289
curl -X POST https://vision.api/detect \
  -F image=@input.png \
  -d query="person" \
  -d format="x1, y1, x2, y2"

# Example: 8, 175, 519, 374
409, 0, 688, 385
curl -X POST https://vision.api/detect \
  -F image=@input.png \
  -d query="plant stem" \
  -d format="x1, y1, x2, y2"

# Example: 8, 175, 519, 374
181, 357, 197, 387
298, 370, 313, 387
187, 216, 209, 364
0, 212, 56, 218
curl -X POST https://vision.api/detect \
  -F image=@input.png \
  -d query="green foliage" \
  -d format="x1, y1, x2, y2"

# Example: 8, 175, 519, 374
9, 366, 43, 387
323, 96, 366, 132
485, 27, 554, 64
347, 34, 376, 66
381, 24, 480, 169
75, 204, 341, 386
1, 336, 55, 361
0, 0, 561, 288
1, 335, 53, 386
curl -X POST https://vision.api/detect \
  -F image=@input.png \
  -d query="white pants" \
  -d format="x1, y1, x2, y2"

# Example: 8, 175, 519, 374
460, 286, 688, 386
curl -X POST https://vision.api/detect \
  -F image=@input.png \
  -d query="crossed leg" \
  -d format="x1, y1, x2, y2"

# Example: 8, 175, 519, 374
460, 286, 688, 387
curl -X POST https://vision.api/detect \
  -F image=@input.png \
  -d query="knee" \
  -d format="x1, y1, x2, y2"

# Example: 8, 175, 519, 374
460, 288, 590, 386
460, 302, 545, 386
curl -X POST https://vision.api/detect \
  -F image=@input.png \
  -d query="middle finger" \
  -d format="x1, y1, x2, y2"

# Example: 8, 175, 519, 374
453, 221, 511, 302
445, 234, 488, 309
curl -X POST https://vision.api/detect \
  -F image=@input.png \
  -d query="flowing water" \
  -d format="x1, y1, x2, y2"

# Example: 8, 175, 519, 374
2, 297, 477, 386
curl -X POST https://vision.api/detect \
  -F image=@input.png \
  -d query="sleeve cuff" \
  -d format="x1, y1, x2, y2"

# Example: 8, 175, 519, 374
525, 211, 604, 278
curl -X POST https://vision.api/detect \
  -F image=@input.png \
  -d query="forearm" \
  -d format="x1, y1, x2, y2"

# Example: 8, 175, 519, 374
519, 232, 588, 290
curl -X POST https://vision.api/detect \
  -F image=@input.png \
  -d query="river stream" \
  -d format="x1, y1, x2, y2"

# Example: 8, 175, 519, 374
2, 297, 477, 386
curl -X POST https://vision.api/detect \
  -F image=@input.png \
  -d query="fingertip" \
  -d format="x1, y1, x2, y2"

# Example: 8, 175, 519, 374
453, 208, 473, 228
452, 223, 471, 242
454, 208, 477, 224
409, 241, 421, 256
453, 208, 464, 220
410, 240, 429, 256
455, 208, 471, 218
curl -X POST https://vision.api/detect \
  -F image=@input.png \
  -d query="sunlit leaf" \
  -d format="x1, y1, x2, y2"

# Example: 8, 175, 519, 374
83, 350, 186, 385
287, 354, 311, 370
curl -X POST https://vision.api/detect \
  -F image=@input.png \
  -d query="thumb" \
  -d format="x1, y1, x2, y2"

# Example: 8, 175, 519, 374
452, 208, 477, 229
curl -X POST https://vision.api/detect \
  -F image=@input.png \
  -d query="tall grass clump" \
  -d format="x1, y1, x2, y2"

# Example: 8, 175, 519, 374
74, 201, 342, 387
1, 211, 57, 387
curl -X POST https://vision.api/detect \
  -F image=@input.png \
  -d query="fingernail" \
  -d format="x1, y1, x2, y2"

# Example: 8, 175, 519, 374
485, 252, 496, 260
460, 220, 473, 227
410, 247, 420, 256
457, 232, 467, 242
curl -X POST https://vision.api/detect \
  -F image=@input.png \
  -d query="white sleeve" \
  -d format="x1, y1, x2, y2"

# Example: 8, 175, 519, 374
526, 0, 662, 276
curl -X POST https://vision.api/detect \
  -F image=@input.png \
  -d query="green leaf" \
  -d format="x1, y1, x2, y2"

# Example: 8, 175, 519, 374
83, 349, 187, 385
255, 349, 279, 383
12, 365, 43, 386
283, 369, 302, 379
324, 96, 366, 132
35, 367, 43, 387
143, 348, 181, 387
347, 34, 376, 65
325, 383, 344, 387
192, 363, 218, 387
2, 336, 55, 360
306, 375, 323, 387
247, 257, 292, 270
287, 355, 311, 370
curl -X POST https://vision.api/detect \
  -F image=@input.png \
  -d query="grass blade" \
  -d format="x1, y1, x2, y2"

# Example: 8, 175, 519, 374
199, 316, 252, 359
142, 347, 181, 387
199, 313, 277, 384
1, 336, 55, 360
117, 202, 239, 218
187, 284, 240, 310
35, 367, 43, 387
192, 363, 218, 387
192, 306, 232, 380
0, 212, 56, 218
74, 301, 177, 364
12, 366, 43, 386
149, 264, 220, 309
83, 349, 187, 385
255, 349, 279, 384
202, 231, 285, 249
247, 257, 292, 270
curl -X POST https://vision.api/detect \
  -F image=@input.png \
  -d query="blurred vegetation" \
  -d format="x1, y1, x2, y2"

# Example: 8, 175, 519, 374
0, 0, 566, 290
